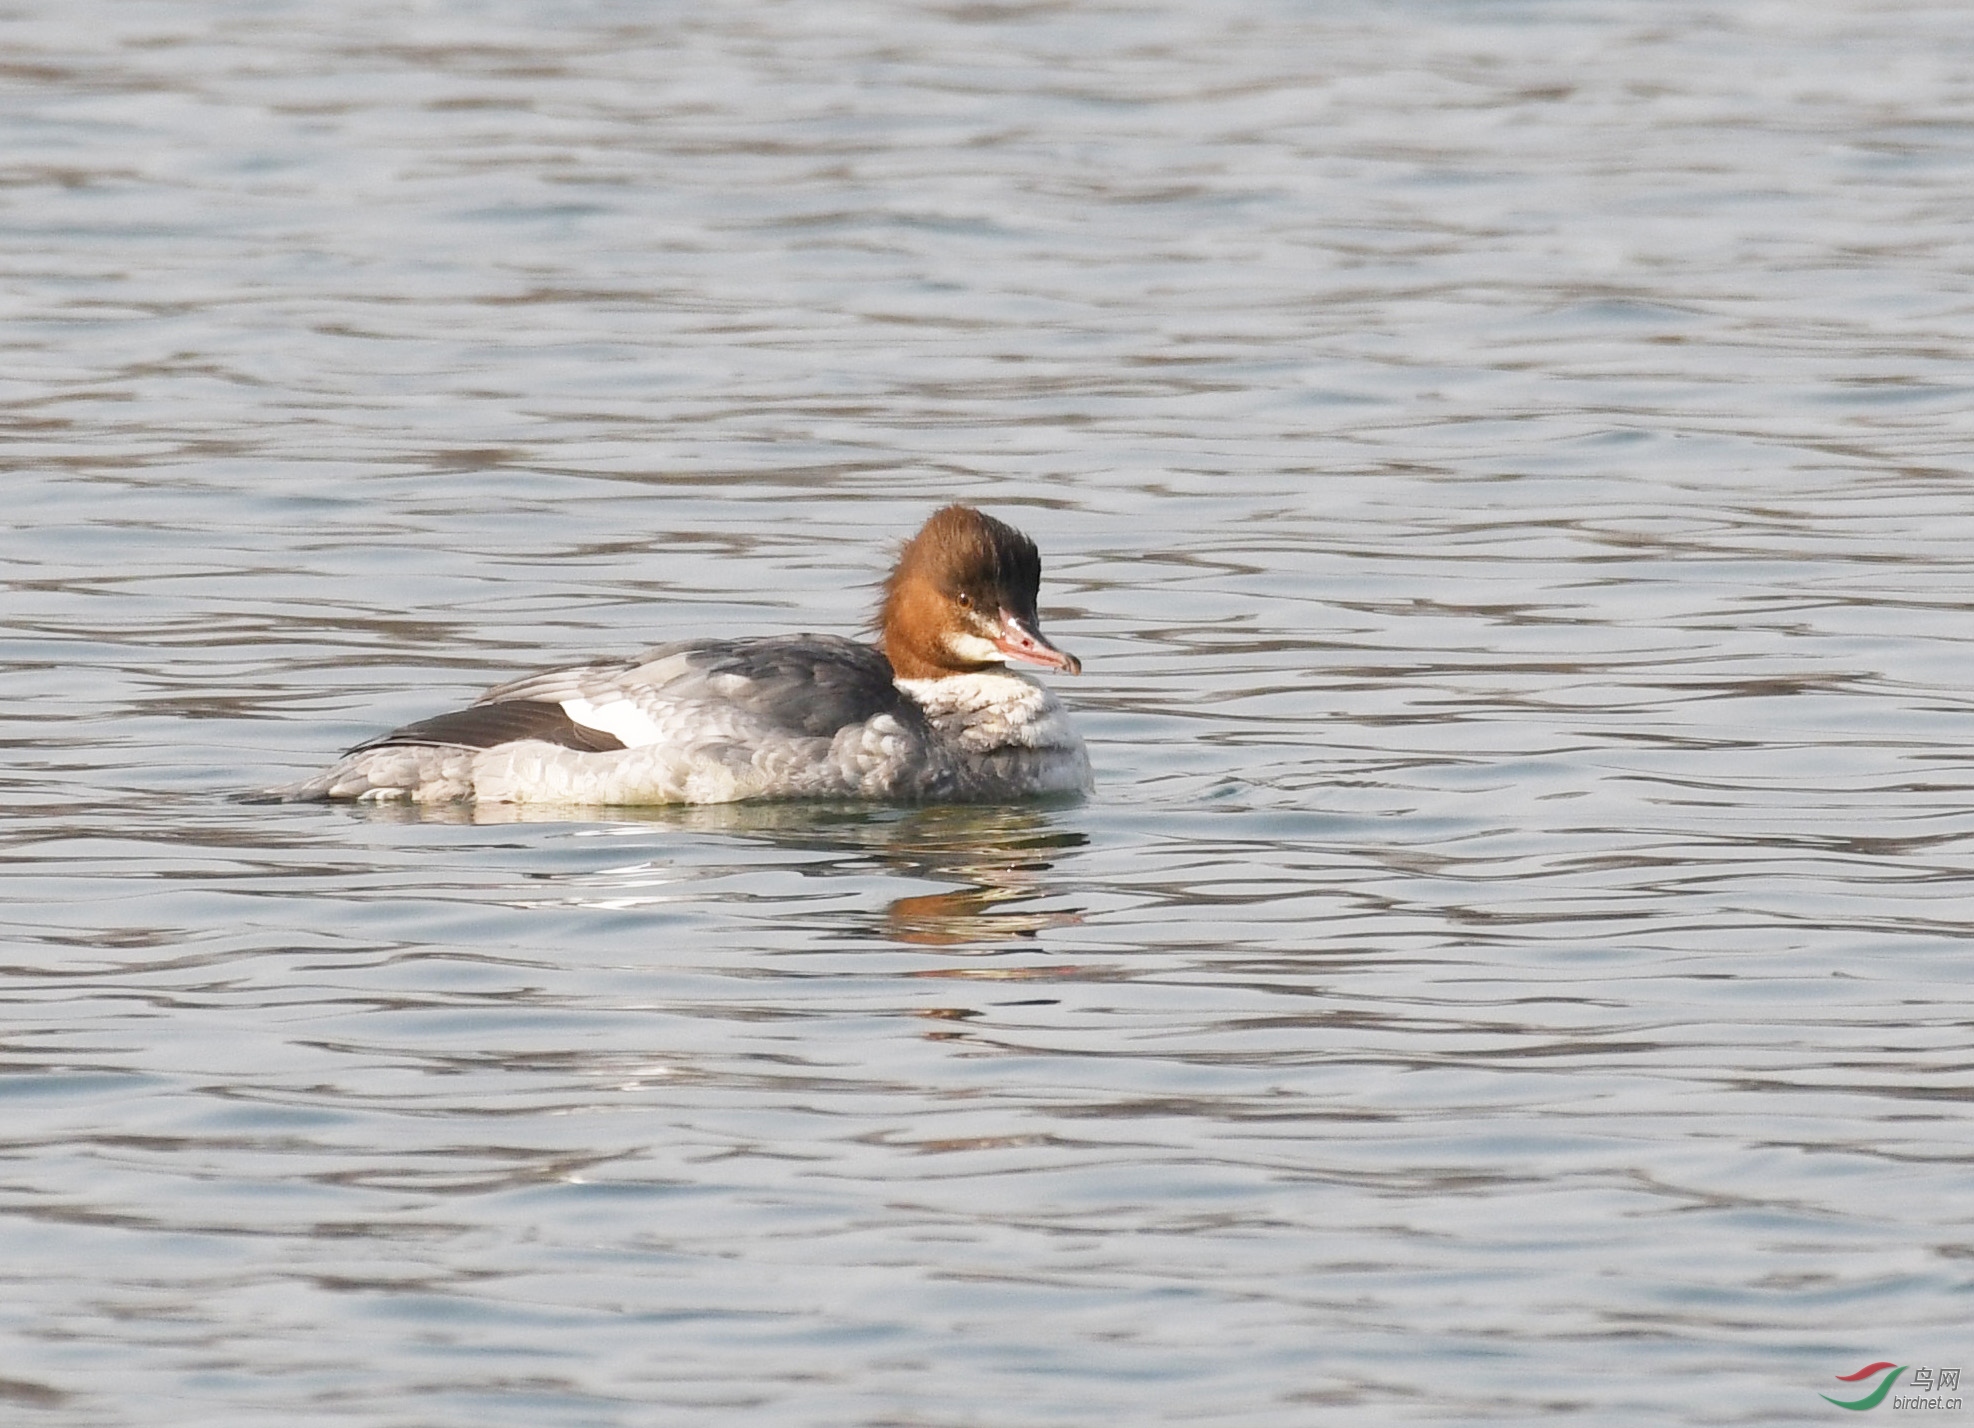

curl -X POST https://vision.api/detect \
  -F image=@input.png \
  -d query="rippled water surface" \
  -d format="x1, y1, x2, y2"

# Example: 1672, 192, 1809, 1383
7, 1, 1974, 1422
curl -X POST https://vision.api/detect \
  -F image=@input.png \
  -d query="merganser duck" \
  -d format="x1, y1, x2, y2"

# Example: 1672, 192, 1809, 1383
273, 505, 1090, 806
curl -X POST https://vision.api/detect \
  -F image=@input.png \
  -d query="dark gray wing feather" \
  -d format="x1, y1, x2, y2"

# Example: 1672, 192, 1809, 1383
352, 699, 628, 753
351, 635, 915, 757
682, 635, 919, 738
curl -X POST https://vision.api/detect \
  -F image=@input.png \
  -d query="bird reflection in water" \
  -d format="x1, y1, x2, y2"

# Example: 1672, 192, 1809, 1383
863, 804, 1086, 947
343, 797, 1087, 949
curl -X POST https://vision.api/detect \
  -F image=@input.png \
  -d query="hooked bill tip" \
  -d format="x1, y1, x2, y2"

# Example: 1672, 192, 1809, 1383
995, 609, 1081, 674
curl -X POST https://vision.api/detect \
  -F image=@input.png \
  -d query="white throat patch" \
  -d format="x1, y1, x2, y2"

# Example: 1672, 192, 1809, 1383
942, 630, 1005, 666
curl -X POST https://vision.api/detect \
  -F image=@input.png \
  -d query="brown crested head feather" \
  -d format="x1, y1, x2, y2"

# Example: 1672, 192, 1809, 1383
885, 504, 1041, 610
876, 505, 1046, 678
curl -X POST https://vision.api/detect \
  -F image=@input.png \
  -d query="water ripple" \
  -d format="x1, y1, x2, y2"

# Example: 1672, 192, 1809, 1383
5, 1, 1974, 1423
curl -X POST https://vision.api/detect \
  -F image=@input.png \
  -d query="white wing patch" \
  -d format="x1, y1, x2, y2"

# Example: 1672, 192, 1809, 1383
560, 696, 670, 748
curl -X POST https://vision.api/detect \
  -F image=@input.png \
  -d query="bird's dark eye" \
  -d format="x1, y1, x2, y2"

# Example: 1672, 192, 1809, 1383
956, 591, 973, 609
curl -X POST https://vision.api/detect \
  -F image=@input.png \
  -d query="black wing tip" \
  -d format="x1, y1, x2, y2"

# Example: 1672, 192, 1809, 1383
353, 699, 628, 754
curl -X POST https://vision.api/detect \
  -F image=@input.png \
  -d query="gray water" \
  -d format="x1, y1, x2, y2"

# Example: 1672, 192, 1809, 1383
5, 1, 1974, 1423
